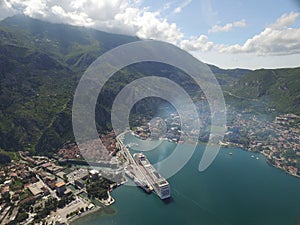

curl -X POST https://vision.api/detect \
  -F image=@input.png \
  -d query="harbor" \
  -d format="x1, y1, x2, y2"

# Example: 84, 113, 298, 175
72, 142, 300, 225
117, 133, 171, 200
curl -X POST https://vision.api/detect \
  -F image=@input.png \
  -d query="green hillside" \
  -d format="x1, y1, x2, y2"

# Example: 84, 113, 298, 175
207, 64, 251, 85
228, 68, 300, 114
0, 15, 261, 154
0, 15, 139, 153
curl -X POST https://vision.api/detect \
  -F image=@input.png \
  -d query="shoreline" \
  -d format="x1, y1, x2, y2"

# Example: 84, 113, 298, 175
223, 143, 300, 180
132, 130, 300, 181
264, 157, 300, 180
98, 191, 115, 206
131, 129, 300, 180
68, 191, 117, 225
70, 136, 300, 224
68, 190, 116, 224
70, 138, 300, 225
68, 206, 101, 225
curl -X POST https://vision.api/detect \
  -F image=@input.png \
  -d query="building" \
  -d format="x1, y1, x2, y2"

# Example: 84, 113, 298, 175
89, 169, 99, 180
28, 181, 49, 197
55, 181, 66, 196
74, 179, 85, 189
28, 182, 44, 196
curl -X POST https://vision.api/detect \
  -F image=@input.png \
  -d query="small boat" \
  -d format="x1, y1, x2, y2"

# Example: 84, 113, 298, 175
251, 155, 255, 158
256, 157, 259, 160
229, 152, 233, 155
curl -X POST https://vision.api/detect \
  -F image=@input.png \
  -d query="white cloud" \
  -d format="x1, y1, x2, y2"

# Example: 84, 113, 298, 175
0, 0, 186, 45
219, 12, 300, 56
270, 12, 300, 29
114, 8, 184, 44
0, 0, 17, 20
209, 23, 233, 33
180, 35, 213, 51
1, 0, 300, 68
0, 0, 213, 51
173, 0, 192, 14
233, 19, 246, 27
50, 5, 94, 26
209, 19, 246, 33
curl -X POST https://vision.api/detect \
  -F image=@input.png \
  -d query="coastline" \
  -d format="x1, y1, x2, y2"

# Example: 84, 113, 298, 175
68, 206, 101, 225
132, 129, 300, 181
64, 140, 300, 225
69, 136, 300, 224
263, 155, 300, 179
223, 142, 300, 180
99, 191, 115, 206
68, 189, 116, 224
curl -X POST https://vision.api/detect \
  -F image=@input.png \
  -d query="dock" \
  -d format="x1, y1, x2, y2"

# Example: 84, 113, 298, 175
117, 133, 171, 200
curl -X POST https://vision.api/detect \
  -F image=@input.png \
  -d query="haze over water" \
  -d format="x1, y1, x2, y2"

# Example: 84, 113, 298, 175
73, 136, 300, 225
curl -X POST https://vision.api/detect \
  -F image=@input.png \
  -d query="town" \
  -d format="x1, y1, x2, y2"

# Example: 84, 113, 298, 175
0, 138, 124, 225
1, 105, 300, 224
224, 110, 300, 177
129, 103, 300, 178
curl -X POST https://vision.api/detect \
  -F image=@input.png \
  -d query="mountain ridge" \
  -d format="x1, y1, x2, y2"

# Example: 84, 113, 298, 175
228, 67, 300, 114
0, 15, 299, 154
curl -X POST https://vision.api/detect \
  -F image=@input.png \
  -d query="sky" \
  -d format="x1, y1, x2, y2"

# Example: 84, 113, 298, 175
0, 0, 300, 69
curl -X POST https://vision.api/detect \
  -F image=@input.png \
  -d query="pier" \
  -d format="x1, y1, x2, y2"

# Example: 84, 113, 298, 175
117, 132, 170, 199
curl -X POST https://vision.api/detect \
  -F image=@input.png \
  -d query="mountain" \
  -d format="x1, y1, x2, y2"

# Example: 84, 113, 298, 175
227, 68, 300, 114
0, 15, 273, 154
0, 15, 139, 153
0, 14, 140, 70
207, 64, 251, 85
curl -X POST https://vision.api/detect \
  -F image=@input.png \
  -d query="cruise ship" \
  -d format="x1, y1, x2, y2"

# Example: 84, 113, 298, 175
133, 153, 171, 200
116, 133, 170, 200
124, 166, 153, 193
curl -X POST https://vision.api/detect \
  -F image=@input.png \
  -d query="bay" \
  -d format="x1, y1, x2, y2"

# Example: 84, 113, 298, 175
72, 136, 300, 225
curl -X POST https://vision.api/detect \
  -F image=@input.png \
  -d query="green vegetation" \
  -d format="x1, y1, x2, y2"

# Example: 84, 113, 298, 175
34, 197, 58, 222
19, 189, 33, 201
0, 15, 138, 154
0, 152, 11, 165
86, 177, 114, 200
0, 15, 299, 157
11, 178, 24, 191
4, 192, 76, 225
228, 68, 300, 115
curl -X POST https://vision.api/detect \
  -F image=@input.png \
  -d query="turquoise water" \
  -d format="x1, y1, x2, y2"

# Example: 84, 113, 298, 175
73, 137, 300, 225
